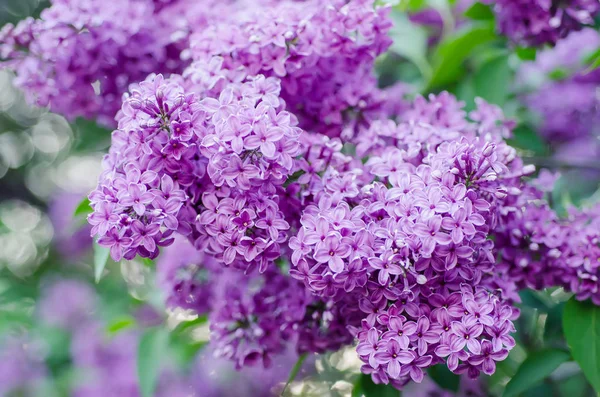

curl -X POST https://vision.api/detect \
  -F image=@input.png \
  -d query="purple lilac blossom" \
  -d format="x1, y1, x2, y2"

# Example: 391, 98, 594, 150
0, 336, 48, 396
290, 95, 521, 386
157, 237, 355, 367
518, 29, 600, 147
495, 198, 600, 305
0, 0, 219, 125
89, 72, 299, 276
482, 0, 600, 46
156, 236, 219, 314
184, 0, 398, 139
37, 278, 97, 330
209, 265, 355, 368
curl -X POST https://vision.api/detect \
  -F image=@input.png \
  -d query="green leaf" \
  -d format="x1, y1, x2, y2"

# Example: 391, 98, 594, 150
72, 118, 112, 151
563, 298, 600, 394
141, 258, 155, 268
428, 364, 460, 392
171, 315, 208, 336
173, 341, 207, 366
506, 124, 549, 155
584, 47, 600, 73
503, 348, 570, 397
282, 353, 308, 395
93, 243, 110, 283
464, 2, 494, 20
73, 197, 92, 217
515, 47, 537, 61
352, 374, 399, 397
0, 309, 34, 332
138, 327, 169, 397
36, 326, 71, 371
394, 0, 427, 12
428, 23, 497, 89
389, 10, 431, 81
473, 54, 511, 105
107, 316, 136, 334
548, 68, 569, 81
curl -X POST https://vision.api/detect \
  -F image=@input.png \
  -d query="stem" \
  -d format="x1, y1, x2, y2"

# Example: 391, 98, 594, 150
281, 353, 307, 396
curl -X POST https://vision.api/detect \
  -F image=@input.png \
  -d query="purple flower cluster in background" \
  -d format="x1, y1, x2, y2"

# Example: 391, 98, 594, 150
0, 0, 219, 125
518, 28, 600, 165
0, 277, 305, 396
482, 0, 600, 46
0, 336, 48, 396
496, 194, 600, 305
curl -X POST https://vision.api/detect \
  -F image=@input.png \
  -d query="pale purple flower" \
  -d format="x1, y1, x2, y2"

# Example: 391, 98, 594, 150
313, 235, 351, 273
373, 339, 414, 379
468, 340, 508, 375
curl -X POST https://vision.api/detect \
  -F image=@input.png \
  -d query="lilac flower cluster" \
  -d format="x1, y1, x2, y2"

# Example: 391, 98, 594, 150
0, 0, 208, 125
158, 238, 355, 368
90, 60, 529, 387
157, 236, 218, 314
185, 0, 395, 139
37, 279, 97, 330
89, 73, 303, 276
482, 0, 600, 46
286, 95, 524, 385
210, 267, 354, 369
356, 285, 513, 386
495, 194, 600, 305
518, 29, 600, 162
0, 336, 48, 396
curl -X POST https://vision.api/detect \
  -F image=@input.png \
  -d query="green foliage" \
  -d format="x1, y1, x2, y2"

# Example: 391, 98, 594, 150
428, 364, 460, 392
515, 47, 537, 61
563, 298, 600, 394
389, 10, 431, 83
352, 374, 400, 397
72, 118, 112, 151
282, 353, 308, 395
463, 2, 494, 21
93, 243, 110, 283
138, 327, 170, 397
106, 316, 137, 335
428, 23, 497, 89
73, 197, 92, 217
473, 54, 511, 105
584, 47, 600, 73
503, 348, 570, 397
